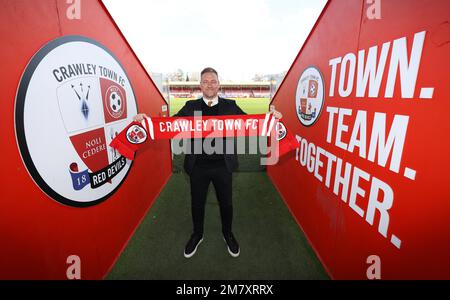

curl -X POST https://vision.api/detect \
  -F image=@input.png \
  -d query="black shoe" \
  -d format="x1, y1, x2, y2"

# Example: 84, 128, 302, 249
184, 234, 203, 258
223, 233, 240, 257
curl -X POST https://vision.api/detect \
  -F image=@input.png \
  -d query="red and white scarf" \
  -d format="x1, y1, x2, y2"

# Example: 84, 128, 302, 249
109, 113, 298, 160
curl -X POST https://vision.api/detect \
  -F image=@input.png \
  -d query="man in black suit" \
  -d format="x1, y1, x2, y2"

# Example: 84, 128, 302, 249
134, 67, 282, 258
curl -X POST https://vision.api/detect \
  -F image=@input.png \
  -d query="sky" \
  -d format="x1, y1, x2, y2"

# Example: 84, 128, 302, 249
102, 0, 327, 81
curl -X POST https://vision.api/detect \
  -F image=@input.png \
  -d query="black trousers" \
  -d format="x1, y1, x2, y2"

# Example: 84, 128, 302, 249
189, 161, 233, 237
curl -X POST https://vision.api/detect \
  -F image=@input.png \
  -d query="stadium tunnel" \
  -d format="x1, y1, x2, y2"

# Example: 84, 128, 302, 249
1, 0, 449, 279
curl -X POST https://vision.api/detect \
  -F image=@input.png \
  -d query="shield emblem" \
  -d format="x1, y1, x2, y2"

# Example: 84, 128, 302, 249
300, 98, 307, 114
308, 79, 318, 98
57, 77, 128, 175
100, 78, 127, 123
15, 35, 138, 207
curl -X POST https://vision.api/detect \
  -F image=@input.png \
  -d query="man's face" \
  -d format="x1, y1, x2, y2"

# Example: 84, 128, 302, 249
200, 72, 220, 99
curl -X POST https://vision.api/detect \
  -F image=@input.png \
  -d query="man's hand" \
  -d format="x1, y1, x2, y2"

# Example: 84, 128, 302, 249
133, 113, 148, 122
269, 105, 283, 119
133, 113, 154, 139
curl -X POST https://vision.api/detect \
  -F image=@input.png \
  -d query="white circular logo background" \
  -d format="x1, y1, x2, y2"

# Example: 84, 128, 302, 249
295, 66, 325, 126
15, 36, 138, 207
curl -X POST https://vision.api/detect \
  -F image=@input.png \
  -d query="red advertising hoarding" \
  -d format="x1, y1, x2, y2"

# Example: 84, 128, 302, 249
0, 0, 171, 279
268, 0, 450, 279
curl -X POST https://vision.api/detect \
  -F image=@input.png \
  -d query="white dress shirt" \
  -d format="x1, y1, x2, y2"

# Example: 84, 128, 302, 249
203, 96, 218, 107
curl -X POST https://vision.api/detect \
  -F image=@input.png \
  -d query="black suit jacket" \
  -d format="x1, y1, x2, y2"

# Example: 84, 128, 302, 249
174, 97, 247, 174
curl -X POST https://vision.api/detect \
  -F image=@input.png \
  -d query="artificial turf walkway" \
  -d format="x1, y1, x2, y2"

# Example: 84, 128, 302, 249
107, 155, 328, 280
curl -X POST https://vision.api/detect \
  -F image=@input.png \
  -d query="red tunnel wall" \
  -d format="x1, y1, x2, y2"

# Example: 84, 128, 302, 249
268, 0, 450, 279
0, 0, 171, 279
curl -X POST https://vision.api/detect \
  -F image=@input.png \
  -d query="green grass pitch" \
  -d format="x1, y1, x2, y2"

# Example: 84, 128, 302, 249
169, 98, 271, 116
